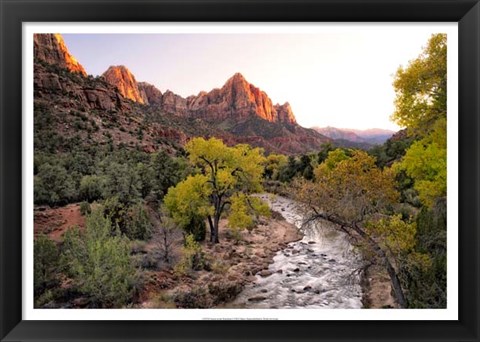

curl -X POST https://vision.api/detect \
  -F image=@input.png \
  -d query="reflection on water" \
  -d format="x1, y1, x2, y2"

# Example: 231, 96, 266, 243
232, 194, 363, 309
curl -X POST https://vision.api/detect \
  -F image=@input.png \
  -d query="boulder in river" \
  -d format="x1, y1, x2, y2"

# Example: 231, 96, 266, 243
258, 270, 273, 277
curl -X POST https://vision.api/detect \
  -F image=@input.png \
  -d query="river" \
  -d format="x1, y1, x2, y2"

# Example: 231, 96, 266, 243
232, 194, 364, 309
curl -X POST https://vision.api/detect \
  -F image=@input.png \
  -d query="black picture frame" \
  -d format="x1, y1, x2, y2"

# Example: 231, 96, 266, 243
1, 0, 479, 341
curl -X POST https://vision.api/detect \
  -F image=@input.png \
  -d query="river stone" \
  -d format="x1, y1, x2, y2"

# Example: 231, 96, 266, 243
303, 286, 312, 291
276, 269, 283, 274
293, 268, 300, 272
328, 259, 336, 263
258, 270, 273, 277
248, 296, 267, 302
308, 241, 316, 244
260, 289, 268, 293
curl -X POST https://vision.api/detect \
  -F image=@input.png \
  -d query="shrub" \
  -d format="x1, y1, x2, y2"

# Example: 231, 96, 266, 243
208, 282, 243, 304
154, 211, 182, 265
79, 201, 92, 216
174, 234, 206, 275
124, 203, 152, 240
184, 215, 206, 242
173, 287, 212, 308
61, 208, 138, 307
34, 234, 59, 295
103, 196, 127, 232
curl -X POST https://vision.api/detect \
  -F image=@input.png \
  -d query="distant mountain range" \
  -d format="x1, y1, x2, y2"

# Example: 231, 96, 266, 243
312, 126, 396, 145
33, 33, 391, 155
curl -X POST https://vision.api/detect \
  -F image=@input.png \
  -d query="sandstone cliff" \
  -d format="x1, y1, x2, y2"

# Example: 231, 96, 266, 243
34, 33, 87, 76
186, 73, 297, 125
138, 82, 163, 105
102, 65, 148, 104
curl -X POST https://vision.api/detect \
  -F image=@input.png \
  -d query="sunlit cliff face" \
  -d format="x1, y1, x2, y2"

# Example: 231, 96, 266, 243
102, 65, 148, 104
34, 33, 87, 77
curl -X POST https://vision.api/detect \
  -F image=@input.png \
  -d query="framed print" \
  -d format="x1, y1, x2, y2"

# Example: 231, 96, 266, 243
1, 0, 479, 341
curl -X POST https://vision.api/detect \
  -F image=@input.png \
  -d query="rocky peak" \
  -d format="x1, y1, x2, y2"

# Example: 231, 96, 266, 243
102, 65, 147, 104
189, 72, 298, 125
34, 33, 87, 76
274, 102, 297, 125
162, 90, 189, 116
138, 82, 162, 105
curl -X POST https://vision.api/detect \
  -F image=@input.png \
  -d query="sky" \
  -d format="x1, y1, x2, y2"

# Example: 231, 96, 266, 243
63, 29, 445, 131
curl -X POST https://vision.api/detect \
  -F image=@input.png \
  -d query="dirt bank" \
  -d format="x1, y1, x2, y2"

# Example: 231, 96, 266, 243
34, 203, 85, 241
361, 265, 397, 308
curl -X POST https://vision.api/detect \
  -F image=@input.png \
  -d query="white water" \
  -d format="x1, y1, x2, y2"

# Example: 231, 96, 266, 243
232, 194, 363, 309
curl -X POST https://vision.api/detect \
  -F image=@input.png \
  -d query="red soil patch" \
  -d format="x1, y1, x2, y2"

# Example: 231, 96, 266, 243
34, 203, 85, 241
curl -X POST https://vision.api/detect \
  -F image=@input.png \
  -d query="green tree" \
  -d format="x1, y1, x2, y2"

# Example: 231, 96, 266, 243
388, 33, 447, 307
79, 175, 104, 202
150, 151, 182, 200
34, 163, 76, 206
101, 162, 141, 204
317, 142, 335, 164
391, 33, 446, 135
61, 208, 137, 307
394, 119, 446, 207
136, 162, 155, 198
264, 153, 288, 180
164, 138, 267, 243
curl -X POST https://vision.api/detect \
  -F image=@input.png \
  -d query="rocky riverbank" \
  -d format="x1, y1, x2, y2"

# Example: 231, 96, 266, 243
140, 208, 303, 308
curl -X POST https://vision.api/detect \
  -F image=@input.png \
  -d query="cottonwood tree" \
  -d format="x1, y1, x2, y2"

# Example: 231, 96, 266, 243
295, 150, 411, 307
389, 33, 447, 307
164, 137, 267, 243
391, 33, 446, 135
392, 34, 447, 207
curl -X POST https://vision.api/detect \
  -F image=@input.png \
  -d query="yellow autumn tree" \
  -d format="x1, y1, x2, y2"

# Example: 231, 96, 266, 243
296, 150, 411, 307
164, 138, 268, 243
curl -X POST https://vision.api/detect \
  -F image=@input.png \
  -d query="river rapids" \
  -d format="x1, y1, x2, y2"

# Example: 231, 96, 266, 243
232, 194, 364, 309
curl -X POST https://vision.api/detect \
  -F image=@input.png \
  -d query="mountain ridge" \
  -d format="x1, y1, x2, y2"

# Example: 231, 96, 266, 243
33, 33, 331, 155
312, 126, 395, 145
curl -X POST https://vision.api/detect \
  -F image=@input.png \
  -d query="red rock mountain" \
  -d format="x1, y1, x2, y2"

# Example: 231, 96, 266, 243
101, 69, 298, 126
136, 72, 298, 125
102, 66, 148, 104
34, 34, 87, 76
33, 33, 331, 154
185, 73, 297, 125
